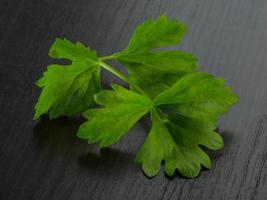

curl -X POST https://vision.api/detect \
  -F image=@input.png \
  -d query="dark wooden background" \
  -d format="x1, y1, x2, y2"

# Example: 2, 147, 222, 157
0, 0, 267, 199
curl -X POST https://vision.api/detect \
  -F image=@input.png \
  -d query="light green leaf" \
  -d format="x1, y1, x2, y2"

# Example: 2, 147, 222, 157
34, 38, 100, 119
77, 84, 152, 147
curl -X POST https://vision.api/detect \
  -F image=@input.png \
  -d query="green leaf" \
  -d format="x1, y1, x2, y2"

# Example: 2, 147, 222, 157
77, 84, 152, 147
136, 117, 215, 178
136, 72, 238, 177
33, 16, 239, 178
118, 51, 199, 98
115, 15, 196, 98
120, 15, 187, 54
34, 38, 101, 119
154, 72, 239, 121
136, 119, 176, 177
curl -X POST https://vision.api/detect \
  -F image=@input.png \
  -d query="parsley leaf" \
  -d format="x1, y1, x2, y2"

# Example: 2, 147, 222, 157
77, 84, 152, 147
115, 15, 197, 98
34, 16, 239, 178
120, 15, 187, 54
136, 72, 238, 177
34, 38, 101, 119
118, 51, 199, 98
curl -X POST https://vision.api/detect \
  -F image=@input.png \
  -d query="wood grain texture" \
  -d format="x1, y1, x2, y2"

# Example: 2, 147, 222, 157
0, 0, 267, 199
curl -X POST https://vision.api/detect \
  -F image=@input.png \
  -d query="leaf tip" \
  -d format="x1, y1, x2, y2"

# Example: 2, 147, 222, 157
33, 110, 40, 120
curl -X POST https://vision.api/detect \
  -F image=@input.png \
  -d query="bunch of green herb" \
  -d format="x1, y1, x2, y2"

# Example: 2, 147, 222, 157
34, 15, 238, 178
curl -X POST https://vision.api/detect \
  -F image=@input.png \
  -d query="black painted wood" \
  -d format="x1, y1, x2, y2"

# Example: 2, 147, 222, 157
0, 0, 267, 199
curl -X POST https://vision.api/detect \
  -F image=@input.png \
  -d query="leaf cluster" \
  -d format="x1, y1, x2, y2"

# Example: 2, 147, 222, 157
34, 15, 238, 178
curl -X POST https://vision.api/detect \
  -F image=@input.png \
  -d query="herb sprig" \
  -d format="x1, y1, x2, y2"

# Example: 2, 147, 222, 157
34, 15, 238, 178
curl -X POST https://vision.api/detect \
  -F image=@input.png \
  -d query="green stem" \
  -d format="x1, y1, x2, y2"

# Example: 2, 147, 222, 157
99, 60, 163, 122
99, 61, 147, 96
151, 108, 161, 121
99, 54, 117, 61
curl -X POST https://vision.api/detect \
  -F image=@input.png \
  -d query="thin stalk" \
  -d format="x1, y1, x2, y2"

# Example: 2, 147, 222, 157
99, 61, 163, 122
99, 55, 117, 61
99, 61, 147, 96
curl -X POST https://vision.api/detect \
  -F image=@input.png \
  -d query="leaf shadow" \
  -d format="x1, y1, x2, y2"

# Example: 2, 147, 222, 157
34, 116, 83, 142
33, 116, 137, 175
78, 148, 137, 176
33, 116, 86, 155
33, 116, 235, 179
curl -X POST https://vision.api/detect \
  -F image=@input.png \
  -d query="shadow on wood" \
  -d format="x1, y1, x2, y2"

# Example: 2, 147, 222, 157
33, 115, 137, 175
78, 149, 136, 176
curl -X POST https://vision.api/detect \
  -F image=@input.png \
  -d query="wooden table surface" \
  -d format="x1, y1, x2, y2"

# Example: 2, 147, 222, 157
1, 0, 267, 199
